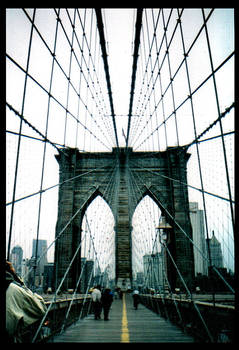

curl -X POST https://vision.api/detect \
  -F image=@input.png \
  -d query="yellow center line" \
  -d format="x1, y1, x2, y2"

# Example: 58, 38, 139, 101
121, 293, 130, 343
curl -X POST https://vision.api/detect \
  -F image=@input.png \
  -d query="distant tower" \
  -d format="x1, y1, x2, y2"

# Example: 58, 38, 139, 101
189, 202, 208, 276
32, 239, 48, 277
206, 231, 224, 268
86, 260, 94, 290
10, 245, 23, 275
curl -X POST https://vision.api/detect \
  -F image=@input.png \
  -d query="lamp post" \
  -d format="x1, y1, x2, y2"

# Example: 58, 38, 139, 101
156, 216, 172, 295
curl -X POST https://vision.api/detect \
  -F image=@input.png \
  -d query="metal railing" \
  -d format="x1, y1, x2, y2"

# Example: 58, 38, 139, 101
20, 296, 92, 343
140, 294, 235, 343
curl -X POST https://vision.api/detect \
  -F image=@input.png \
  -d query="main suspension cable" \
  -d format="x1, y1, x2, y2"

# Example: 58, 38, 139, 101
95, 8, 119, 148
126, 8, 143, 148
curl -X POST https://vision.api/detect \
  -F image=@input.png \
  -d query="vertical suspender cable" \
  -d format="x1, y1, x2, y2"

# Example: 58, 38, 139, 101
95, 8, 119, 149
201, 9, 235, 236
7, 9, 36, 259
33, 8, 61, 289
126, 8, 143, 148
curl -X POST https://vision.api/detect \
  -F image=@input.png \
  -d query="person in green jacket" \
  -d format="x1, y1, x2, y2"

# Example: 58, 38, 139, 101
6, 261, 47, 343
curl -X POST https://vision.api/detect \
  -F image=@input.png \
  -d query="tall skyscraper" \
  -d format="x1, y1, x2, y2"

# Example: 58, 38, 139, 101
43, 263, 54, 292
189, 202, 208, 276
10, 245, 23, 275
206, 231, 224, 268
80, 258, 94, 293
85, 260, 94, 290
32, 239, 48, 277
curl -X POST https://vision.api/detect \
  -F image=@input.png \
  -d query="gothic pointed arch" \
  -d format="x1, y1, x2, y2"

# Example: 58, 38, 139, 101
54, 146, 194, 291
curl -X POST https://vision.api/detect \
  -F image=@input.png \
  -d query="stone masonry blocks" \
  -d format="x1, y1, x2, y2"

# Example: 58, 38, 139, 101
54, 146, 194, 291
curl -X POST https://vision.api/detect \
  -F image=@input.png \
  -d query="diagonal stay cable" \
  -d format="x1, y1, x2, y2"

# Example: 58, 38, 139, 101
60, 208, 106, 334
133, 50, 234, 150
6, 56, 112, 151
128, 166, 226, 341
163, 242, 214, 342
129, 160, 234, 204
21, 161, 117, 283
53, 8, 114, 149
7, 9, 36, 260
126, 8, 143, 148
128, 167, 213, 339
95, 8, 119, 148
29, 167, 118, 340
6, 102, 63, 154
32, 162, 118, 341
146, 185, 235, 294
31, 228, 87, 343
128, 167, 209, 335
59, 257, 89, 334
22, 8, 113, 147
129, 165, 234, 294
184, 102, 235, 151
6, 162, 115, 206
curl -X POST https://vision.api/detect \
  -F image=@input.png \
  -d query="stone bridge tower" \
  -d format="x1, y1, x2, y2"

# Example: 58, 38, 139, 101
54, 146, 194, 292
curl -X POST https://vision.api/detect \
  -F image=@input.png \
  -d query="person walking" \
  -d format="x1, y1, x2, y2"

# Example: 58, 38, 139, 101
101, 288, 113, 320
132, 289, 140, 310
91, 285, 102, 320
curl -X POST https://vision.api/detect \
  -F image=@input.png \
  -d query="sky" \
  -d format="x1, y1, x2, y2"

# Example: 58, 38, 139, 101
6, 9, 234, 279
103, 9, 136, 147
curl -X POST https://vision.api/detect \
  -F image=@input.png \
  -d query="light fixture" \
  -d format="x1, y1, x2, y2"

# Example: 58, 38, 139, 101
156, 216, 172, 245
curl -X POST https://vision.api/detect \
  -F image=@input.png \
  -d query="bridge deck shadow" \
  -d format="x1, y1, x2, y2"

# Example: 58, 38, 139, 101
51, 293, 194, 343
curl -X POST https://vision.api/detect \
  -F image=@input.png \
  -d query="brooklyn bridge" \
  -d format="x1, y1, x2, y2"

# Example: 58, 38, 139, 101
6, 8, 235, 343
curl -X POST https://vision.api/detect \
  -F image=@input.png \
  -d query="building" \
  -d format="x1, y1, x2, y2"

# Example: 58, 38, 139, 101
43, 263, 54, 293
32, 239, 48, 275
28, 239, 48, 290
189, 202, 208, 276
21, 258, 30, 284
85, 260, 94, 290
80, 258, 94, 293
206, 231, 224, 268
10, 245, 23, 276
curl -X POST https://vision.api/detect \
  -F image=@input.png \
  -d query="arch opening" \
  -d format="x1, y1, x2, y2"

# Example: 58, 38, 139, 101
81, 195, 116, 289
131, 195, 162, 291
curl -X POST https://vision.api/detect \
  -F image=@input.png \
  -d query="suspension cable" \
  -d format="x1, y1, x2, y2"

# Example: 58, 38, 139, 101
32, 162, 118, 340
95, 8, 119, 148
22, 161, 117, 282
32, 228, 87, 343
129, 165, 234, 293
126, 8, 143, 148
163, 242, 214, 342
7, 9, 36, 260
129, 158, 235, 204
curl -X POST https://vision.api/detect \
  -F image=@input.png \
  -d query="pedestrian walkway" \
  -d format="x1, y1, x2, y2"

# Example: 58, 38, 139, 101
52, 293, 194, 343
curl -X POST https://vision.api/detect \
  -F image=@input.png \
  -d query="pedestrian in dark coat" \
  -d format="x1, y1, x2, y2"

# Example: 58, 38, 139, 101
132, 289, 140, 310
101, 288, 113, 320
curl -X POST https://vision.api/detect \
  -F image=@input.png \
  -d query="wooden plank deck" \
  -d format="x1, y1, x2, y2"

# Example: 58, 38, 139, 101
51, 293, 194, 343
